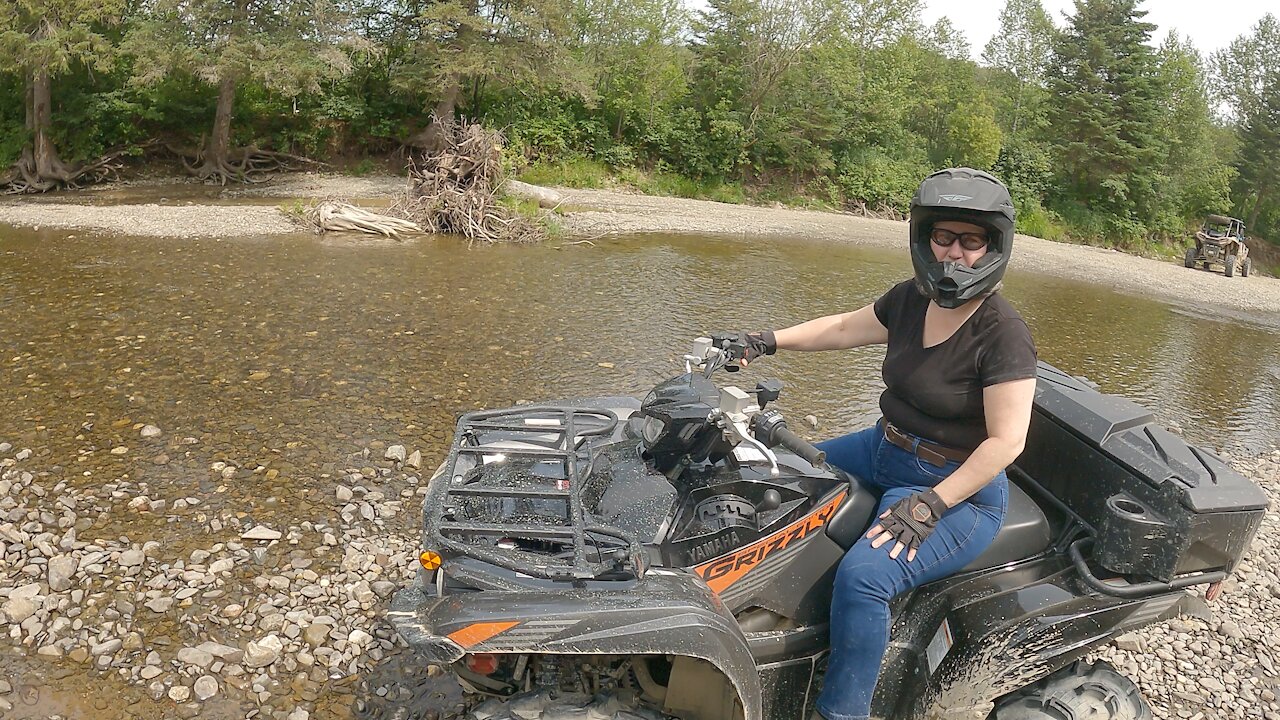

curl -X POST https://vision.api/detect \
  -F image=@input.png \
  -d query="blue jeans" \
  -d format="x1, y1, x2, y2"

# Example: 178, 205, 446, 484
814, 425, 1007, 720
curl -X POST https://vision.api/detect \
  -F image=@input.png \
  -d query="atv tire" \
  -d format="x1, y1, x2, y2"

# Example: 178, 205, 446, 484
469, 690, 666, 720
991, 660, 1152, 720
1224, 253, 1236, 277
1242, 257, 1251, 277
1184, 248, 1196, 268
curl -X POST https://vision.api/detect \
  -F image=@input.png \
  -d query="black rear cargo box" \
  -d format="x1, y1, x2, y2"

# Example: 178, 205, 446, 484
1015, 362, 1268, 582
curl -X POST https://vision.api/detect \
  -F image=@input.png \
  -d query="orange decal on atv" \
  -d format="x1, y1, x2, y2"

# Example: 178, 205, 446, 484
447, 621, 521, 648
694, 490, 847, 595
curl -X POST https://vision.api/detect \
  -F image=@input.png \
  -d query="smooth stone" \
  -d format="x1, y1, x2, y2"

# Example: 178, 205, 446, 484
47, 555, 77, 591
119, 549, 145, 567
177, 647, 215, 668
242, 526, 282, 541
2, 597, 37, 624
244, 635, 283, 668
194, 675, 218, 701
195, 641, 245, 663
91, 639, 122, 656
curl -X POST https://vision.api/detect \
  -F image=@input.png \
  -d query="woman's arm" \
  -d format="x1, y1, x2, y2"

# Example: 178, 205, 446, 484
774, 304, 889, 352
866, 376, 1037, 561
931, 377, 1037, 507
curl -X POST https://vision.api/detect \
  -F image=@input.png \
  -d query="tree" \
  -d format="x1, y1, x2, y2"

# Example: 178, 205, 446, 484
1211, 13, 1280, 122
1153, 32, 1233, 224
1212, 14, 1280, 241
981, 0, 1055, 138
126, 0, 356, 182
1043, 0, 1164, 228
573, 0, 691, 143
0, 0, 126, 190
925, 17, 969, 61
690, 0, 840, 176
397, 0, 587, 151
1233, 70, 1280, 236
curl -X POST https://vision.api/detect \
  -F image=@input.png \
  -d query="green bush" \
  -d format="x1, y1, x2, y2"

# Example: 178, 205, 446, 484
1014, 197, 1066, 242
518, 156, 612, 189
834, 151, 930, 213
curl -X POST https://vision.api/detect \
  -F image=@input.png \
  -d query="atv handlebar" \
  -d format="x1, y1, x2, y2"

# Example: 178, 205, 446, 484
752, 410, 826, 467
777, 426, 826, 467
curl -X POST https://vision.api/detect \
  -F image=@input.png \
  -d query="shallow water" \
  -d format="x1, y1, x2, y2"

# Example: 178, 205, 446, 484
1, 227, 1276, 488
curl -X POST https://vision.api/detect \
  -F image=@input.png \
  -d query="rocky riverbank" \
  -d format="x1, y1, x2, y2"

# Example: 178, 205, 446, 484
0, 436, 460, 720
1, 433, 1276, 719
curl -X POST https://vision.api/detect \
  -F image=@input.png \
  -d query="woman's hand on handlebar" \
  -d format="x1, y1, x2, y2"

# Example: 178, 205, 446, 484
713, 330, 776, 367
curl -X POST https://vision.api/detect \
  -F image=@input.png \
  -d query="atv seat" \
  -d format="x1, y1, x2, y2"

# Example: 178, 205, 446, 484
961, 482, 1053, 571
825, 480, 1052, 571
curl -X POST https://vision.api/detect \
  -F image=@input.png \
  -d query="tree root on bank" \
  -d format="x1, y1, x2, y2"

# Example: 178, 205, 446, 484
168, 143, 326, 185
2, 148, 128, 194
301, 200, 423, 239
392, 116, 543, 244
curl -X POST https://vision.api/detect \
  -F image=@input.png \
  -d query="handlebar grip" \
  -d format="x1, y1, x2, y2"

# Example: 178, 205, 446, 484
774, 426, 826, 467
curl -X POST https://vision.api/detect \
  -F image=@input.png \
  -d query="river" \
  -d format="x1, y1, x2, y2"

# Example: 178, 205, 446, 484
0, 224, 1277, 718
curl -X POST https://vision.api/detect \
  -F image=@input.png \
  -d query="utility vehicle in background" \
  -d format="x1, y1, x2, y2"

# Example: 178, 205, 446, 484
1185, 214, 1251, 277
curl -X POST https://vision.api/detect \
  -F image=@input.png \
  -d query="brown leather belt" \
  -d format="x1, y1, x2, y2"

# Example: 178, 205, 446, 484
881, 419, 971, 468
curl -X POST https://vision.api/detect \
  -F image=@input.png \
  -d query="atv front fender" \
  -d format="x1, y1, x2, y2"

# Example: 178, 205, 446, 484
388, 569, 763, 720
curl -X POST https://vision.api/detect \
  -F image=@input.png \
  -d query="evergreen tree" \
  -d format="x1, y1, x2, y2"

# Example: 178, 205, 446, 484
1043, 0, 1164, 230
398, 0, 586, 150
125, 0, 355, 183
0, 0, 126, 190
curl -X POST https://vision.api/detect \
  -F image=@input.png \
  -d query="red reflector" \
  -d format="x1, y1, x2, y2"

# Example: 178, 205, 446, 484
1205, 581, 1224, 602
465, 653, 498, 675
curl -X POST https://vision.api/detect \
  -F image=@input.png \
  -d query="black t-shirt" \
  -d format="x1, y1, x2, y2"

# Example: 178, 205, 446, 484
873, 280, 1038, 451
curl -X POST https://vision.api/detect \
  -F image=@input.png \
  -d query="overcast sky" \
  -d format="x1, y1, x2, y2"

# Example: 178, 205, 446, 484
922, 1, 1274, 61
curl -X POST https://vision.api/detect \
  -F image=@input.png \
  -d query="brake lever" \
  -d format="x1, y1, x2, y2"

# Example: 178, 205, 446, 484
722, 416, 779, 475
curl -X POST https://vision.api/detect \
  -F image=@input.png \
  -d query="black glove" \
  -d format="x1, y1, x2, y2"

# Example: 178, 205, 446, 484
878, 489, 949, 554
736, 330, 777, 363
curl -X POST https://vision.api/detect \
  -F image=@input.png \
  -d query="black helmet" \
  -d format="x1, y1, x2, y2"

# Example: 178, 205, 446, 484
909, 167, 1015, 308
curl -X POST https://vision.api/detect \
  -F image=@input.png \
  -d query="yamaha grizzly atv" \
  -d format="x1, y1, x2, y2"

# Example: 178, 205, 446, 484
388, 335, 1266, 720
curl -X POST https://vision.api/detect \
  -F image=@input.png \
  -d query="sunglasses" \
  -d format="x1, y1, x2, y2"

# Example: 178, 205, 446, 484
930, 227, 989, 251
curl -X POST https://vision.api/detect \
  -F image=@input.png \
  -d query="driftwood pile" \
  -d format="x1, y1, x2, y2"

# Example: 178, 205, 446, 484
391, 117, 541, 244
302, 201, 422, 239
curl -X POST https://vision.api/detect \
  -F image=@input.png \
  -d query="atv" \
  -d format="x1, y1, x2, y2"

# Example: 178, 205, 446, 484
1185, 214, 1251, 277
388, 335, 1267, 720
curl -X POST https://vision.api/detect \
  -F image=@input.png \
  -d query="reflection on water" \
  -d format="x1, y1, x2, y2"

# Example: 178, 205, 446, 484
0, 226, 1276, 505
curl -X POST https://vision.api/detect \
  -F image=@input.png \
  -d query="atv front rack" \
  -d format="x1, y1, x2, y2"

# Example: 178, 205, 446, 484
425, 405, 646, 582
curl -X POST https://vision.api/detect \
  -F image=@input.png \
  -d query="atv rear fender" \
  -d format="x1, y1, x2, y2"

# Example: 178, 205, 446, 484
388, 568, 763, 720
879, 555, 1211, 720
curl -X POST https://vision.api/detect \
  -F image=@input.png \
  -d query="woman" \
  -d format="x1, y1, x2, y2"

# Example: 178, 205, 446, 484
738, 168, 1038, 720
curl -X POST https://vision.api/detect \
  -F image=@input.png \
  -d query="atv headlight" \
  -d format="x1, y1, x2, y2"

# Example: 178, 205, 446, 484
640, 415, 668, 447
